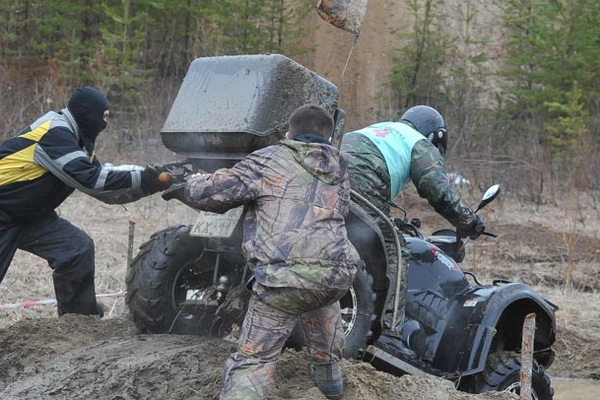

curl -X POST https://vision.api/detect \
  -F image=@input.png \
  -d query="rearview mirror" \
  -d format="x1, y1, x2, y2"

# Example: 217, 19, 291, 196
475, 184, 501, 212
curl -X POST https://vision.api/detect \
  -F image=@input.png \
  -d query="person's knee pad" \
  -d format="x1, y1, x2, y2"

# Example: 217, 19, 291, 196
309, 363, 343, 399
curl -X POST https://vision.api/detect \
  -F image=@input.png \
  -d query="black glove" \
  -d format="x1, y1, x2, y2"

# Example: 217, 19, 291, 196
161, 183, 186, 202
141, 167, 172, 195
457, 214, 485, 240
146, 163, 163, 174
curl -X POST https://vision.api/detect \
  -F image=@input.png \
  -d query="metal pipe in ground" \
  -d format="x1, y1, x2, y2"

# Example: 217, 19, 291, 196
520, 312, 536, 399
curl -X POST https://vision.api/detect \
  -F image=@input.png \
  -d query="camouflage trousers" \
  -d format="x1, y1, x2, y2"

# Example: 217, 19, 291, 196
341, 133, 409, 336
220, 284, 347, 400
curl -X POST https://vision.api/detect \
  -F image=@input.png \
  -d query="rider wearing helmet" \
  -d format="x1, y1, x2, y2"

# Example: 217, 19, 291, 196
340, 105, 484, 357
399, 105, 448, 156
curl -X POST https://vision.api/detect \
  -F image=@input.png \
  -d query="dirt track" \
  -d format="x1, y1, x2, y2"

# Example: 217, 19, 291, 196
0, 315, 516, 400
1, 187, 599, 399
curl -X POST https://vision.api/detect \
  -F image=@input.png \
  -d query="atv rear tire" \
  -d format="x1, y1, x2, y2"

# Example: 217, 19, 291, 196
126, 225, 211, 334
288, 264, 375, 360
126, 225, 376, 352
340, 265, 376, 359
474, 351, 554, 399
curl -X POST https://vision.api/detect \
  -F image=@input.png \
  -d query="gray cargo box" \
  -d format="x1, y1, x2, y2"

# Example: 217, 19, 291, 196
161, 54, 341, 172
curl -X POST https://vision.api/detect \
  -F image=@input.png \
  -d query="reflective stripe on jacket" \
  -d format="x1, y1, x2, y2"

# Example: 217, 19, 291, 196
0, 108, 145, 221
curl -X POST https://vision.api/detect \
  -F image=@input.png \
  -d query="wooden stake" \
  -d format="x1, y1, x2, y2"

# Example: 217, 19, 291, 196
520, 312, 536, 399
127, 220, 136, 272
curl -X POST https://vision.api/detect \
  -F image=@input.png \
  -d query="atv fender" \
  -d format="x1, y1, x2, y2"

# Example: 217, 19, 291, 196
346, 202, 388, 292
450, 282, 556, 376
345, 201, 389, 338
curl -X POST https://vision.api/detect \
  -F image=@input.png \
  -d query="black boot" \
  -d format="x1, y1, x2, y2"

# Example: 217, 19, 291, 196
309, 363, 344, 399
96, 301, 105, 318
376, 333, 416, 359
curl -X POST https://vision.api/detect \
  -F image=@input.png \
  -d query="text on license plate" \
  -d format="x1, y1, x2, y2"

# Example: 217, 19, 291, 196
190, 207, 244, 238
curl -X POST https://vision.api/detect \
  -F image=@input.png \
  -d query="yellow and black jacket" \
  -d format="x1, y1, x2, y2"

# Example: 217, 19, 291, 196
0, 108, 145, 222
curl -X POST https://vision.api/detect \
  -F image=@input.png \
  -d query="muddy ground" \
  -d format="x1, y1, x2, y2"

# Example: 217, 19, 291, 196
1, 184, 599, 399
0, 316, 515, 400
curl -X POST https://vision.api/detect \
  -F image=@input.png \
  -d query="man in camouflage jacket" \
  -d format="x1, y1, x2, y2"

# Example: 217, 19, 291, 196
340, 105, 484, 355
169, 104, 359, 400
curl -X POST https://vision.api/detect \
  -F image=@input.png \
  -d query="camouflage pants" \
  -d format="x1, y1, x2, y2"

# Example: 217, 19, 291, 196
341, 133, 409, 335
220, 284, 347, 400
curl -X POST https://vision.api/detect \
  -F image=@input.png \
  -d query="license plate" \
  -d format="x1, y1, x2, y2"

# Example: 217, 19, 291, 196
190, 207, 244, 238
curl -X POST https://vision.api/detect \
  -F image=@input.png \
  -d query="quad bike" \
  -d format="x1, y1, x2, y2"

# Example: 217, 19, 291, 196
125, 54, 557, 398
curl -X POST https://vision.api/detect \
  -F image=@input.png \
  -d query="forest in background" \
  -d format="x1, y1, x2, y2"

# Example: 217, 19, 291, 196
0, 0, 599, 205
0, 0, 311, 138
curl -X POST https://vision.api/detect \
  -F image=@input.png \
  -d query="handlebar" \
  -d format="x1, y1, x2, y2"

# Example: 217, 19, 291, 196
393, 217, 497, 240
151, 161, 193, 184
458, 229, 498, 240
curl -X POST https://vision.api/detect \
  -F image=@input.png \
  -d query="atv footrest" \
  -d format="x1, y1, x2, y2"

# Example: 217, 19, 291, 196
365, 345, 433, 376
364, 344, 455, 380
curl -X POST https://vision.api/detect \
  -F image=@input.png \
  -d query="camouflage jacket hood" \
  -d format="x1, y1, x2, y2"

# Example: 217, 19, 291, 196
280, 138, 347, 185
185, 140, 359, 291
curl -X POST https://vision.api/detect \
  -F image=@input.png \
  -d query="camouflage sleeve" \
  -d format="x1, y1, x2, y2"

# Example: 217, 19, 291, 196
185, 152, 263, 213
409, 140, 476, 229
339, 177, 351, 216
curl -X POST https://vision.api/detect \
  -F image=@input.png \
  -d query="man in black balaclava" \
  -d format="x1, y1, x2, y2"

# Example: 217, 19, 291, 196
68, 86, 110, 153
0, 86, 170, 316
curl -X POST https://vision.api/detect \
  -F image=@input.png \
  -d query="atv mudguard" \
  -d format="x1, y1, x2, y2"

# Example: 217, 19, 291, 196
434, 282, 557, 376
345, 202, 388, 291
343, 201, 390, 338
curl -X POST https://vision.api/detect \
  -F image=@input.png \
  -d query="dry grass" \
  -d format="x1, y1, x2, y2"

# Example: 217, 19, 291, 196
0, 192, 198, 328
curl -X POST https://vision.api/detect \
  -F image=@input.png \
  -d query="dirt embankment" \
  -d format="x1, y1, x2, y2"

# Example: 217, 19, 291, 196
301, 0, 504, 131
0, 315, 516, 400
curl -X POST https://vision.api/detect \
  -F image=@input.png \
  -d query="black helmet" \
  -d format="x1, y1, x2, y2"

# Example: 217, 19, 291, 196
399, 105, 447, 156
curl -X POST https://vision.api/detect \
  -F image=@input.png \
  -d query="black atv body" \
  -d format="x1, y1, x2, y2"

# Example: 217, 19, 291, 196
401, 235, 556, 376
125, 54, 557, 399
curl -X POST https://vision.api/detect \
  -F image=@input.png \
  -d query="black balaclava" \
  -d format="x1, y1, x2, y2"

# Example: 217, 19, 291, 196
67, 86, 109, 151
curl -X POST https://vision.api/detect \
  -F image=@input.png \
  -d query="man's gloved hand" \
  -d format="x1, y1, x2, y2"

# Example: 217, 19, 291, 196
141, 166, 172, 195
146, 163, 163, 174
457, 214, 485, 240
162, 183, 186, 202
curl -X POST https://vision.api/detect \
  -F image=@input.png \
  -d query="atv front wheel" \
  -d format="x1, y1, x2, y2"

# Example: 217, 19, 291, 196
473, 351, 554, 399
